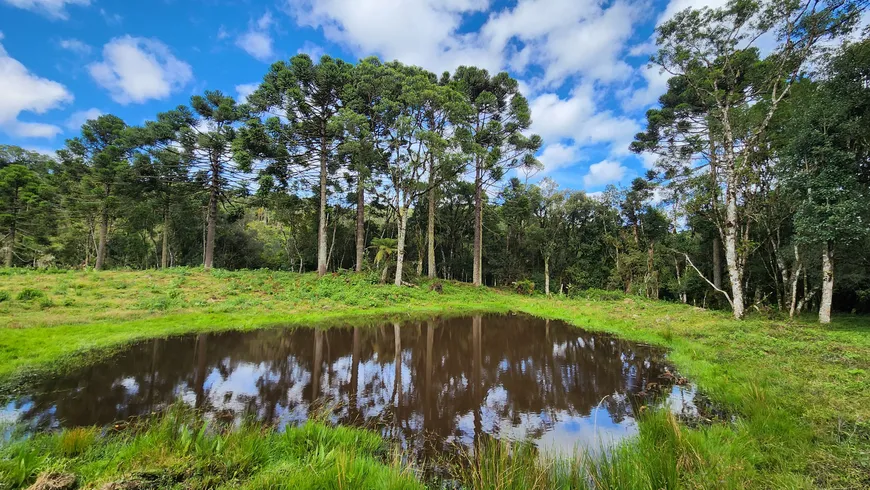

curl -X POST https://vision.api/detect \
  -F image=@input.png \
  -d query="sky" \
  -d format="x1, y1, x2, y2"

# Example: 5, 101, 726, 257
0, 0, 730, 194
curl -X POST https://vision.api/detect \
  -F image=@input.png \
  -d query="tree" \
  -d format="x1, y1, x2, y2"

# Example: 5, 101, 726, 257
131, 108, 198, 268
249, 54, 351, 276
780, 40, 870, 323
453, 67, 541, 286
0, 165, 41, 267
338, 57, 394, 272
376, 62, 470, 286
182, 92, 250, 270
633, 0, 865, 319
535, 178, 567, 296
60, 115, 132, 270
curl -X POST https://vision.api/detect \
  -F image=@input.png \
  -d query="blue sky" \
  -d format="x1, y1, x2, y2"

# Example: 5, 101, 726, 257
0, 0, 727, 193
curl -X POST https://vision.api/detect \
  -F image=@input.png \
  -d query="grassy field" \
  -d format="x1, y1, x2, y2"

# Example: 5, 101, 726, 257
0, 268, 868, 489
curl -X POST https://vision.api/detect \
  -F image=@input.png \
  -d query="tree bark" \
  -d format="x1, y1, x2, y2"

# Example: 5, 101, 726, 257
95, 185, 110, 271
819, 241, 834, 324
472, 162, 483, 286
161, 205, 170, 269
427, 158, 437, 279
355, 172, 365, 272
317, 133, 329, 277
4, 226, 13, 268
394, 208, 408, 286
204, 168, 218, 270
788, 244, 802, 319
544, 255, 550, 296
724, 182, 745, 319
712, 236, 722, 290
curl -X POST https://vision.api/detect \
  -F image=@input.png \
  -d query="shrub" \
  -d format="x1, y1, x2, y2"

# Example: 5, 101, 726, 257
570, 288, 624, 301
514, 280, 535, 295
16, 288, 45, 301
0, 290, 9, 303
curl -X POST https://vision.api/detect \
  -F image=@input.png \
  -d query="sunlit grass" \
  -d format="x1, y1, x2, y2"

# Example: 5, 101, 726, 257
0, 267, 868, 488
0, 405, 420, 489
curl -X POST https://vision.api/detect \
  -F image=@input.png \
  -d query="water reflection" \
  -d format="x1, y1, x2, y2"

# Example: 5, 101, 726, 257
5, 314, 690, 460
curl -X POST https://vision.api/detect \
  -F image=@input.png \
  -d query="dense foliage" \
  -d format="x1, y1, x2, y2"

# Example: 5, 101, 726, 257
1, 1, 868, 323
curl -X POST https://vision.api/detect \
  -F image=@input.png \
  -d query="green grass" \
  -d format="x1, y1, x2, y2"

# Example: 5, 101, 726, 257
1, 404, 420, 489
0, 267, 868, 488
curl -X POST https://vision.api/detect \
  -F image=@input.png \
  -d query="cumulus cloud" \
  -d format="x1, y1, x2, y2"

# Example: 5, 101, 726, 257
622, 64, 670, 111
58, 38, 91, 56
486, 0, 640, 84
583, 160, 628, 188
1, 0, 89, 19
537, 143, 583, 175
288, 0, 499, 74
0, 33, 72, 138
236, 12, 275, 62
529, 84, 641, 155
287, 0, 641, 84
88, 36, 193, 104
65, 107, 102, 130
235, 83, 258, 104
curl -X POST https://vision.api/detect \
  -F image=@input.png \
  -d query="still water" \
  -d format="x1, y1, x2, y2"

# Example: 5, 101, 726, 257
4, 314, 694, 460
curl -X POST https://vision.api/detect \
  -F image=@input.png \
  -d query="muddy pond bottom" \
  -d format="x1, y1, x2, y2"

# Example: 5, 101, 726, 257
4, 314, 699, 461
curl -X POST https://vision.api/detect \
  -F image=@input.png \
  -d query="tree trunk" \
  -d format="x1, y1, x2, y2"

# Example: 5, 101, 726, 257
161, 205, 170, 269
472, 163, 483, 286
204, 169, 218, 270
544, 255, 550, 296
788, 244, 802, 319
819, 241, 834, 324
355, 173, 365, 272
95, 186, 110, 271
427, 158, 437, 279
4, 225, 13, 268
317, 135, 329, 277
394, 208, 408, 286
712, 236, 722, 290
724, 184, 745, 319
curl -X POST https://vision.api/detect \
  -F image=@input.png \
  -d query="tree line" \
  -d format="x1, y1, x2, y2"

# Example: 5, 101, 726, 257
1, 0, 868, 323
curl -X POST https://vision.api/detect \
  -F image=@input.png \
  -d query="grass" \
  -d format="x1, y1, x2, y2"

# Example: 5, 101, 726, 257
0, 404, 420, 489
0, 267, 868, 488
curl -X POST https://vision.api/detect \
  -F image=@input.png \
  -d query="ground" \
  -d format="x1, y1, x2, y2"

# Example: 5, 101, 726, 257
0, 268, 868, 489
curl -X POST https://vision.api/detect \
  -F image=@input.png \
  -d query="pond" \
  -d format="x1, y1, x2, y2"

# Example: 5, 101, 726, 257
3, 314, 697, 461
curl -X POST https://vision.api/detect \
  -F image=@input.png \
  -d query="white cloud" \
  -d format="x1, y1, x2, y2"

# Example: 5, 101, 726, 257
287, 0, 641, 85
236, 13, 275, 62
529, 84, 641, 156
622, 64, 670, 111
288, 0, 499, 75
58, 38, 91, 56
583, 160, 628, 188
639, 152, 658, 169
88, 36, 193, 104
298, 41, 325, 60
1, 0, 89, 19
65, 107, 102, 130
0, 33, 72, 138
487, 0, 640, 84
657, 0, 729, 25
235, 83, 258, 104
537, 143, 582, 174
98, 8, 122, 25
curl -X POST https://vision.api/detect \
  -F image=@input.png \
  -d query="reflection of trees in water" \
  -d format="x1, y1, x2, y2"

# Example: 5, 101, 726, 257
13, 315, 673, 458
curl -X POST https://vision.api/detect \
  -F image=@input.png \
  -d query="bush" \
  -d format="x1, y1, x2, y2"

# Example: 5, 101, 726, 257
514, 279, 535, 295
0, 290, 9, 303
569, 287, 624, 301
16, 288, 45, 301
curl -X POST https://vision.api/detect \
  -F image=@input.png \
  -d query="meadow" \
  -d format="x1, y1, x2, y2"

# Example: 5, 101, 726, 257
0, 268, 868, 489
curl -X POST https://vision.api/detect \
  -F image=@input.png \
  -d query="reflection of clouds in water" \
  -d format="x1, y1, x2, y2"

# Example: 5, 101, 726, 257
6, 315, 692, 464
